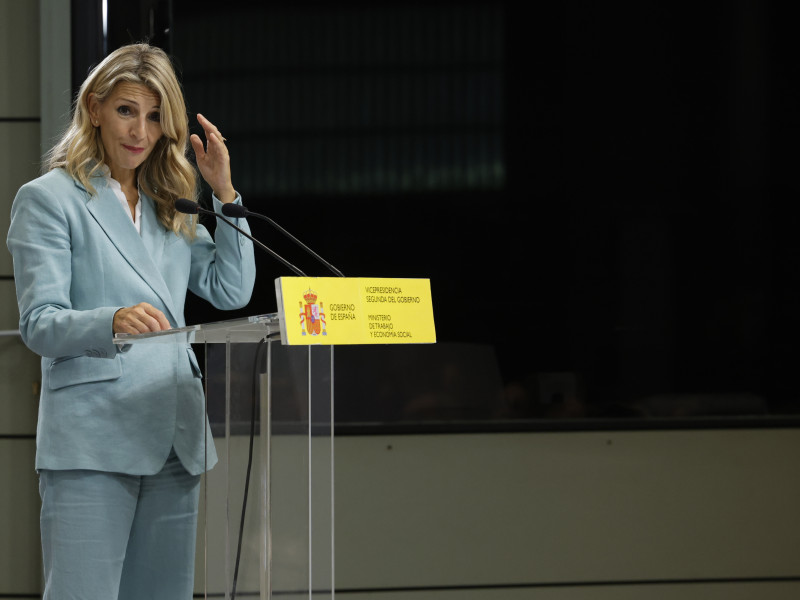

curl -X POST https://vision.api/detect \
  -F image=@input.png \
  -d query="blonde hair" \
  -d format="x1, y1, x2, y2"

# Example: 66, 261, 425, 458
46, 43, 198, 237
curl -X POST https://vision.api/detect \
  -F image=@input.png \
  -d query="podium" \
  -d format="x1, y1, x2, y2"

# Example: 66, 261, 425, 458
116, 314, 335, 599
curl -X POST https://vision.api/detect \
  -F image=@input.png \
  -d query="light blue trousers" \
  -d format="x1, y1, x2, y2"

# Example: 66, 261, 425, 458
38, 449, 201, 600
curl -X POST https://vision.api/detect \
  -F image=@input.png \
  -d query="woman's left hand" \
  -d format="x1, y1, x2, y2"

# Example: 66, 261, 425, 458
190, 113, 236, 204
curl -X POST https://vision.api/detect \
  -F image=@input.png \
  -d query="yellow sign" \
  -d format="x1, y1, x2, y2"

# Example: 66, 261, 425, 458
275, 277, 436, 345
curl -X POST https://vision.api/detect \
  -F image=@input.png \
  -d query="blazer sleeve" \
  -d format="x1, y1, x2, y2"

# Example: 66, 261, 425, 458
187, 193, 256, 310
6, 180, 124, 359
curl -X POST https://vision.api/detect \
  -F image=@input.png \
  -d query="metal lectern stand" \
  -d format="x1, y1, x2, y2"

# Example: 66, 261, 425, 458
116, 314, 334, 599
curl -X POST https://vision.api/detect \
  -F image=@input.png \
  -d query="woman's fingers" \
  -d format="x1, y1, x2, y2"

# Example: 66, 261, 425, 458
192, 114, 235, 203
197, 113, 225, 141
190, 133, 205, 158
113, 303, 171, 335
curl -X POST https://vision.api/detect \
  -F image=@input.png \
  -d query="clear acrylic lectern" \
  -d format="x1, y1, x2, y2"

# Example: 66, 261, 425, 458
115, 314, 334, 600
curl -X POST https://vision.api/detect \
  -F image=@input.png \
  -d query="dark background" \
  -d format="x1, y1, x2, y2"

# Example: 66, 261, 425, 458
71, 0, 800, 425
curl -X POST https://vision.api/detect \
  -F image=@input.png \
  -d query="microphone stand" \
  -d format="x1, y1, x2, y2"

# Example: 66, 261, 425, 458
175, 198, 307, 277
221, 204, 345, 277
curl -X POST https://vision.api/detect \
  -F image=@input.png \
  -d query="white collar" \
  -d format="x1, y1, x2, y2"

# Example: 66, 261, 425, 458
100, 166, 142, 235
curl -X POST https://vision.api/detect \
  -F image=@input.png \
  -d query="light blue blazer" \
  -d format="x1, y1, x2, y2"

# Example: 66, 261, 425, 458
6, 168, 256, 476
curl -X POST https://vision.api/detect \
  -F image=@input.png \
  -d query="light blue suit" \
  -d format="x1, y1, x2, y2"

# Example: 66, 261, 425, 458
7, 167, 256, 477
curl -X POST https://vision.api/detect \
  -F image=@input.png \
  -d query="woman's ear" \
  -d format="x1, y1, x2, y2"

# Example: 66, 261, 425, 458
87, 93, 100, 125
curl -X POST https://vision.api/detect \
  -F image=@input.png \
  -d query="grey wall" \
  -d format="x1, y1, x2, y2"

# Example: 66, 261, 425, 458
331, 429, 800, 598
200, 429, 800, 599
0, 1, 47, 598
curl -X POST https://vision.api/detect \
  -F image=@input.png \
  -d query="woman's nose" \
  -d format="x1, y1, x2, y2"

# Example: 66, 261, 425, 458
130, 116, 147, 139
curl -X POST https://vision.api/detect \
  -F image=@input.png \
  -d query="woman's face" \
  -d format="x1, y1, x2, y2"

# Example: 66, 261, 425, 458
88, 81, 163, 183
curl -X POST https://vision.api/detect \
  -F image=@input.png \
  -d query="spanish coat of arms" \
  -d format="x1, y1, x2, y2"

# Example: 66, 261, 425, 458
299, 289, 327, 336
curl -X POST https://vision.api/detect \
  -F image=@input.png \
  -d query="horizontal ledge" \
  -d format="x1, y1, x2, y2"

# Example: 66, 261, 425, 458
192, 575, 800, 597
0, 116, 40, 123
332, 415, 800, 435
335, 577, 800, 592
213, 415, 800, 437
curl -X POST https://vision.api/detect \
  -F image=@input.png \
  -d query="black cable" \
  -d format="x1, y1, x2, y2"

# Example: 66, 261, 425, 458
231, 336, 272, 599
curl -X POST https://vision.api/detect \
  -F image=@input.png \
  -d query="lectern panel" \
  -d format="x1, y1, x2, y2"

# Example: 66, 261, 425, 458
116, 315, 334, 599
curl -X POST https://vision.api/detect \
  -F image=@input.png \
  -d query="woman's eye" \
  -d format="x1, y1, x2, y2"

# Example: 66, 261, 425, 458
148, 112, 161, 123
117, 106, 131, 116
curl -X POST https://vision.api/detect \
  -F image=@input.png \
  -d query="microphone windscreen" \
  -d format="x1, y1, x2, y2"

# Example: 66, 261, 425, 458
221, 203, 248, 219
175, 198, 199, 214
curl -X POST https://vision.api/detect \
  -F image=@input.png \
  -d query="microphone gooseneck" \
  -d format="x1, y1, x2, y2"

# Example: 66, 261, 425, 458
220, 203, 345, 277
175, 198, 307, 277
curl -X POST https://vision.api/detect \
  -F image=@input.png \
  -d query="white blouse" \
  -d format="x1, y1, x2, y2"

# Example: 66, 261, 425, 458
105, 173, 142, 234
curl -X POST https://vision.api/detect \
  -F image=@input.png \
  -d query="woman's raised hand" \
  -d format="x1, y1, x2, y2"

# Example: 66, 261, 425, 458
190, 113, 236, 204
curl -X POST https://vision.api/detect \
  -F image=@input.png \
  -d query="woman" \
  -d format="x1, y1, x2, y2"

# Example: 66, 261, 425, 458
6, 43, 255, 599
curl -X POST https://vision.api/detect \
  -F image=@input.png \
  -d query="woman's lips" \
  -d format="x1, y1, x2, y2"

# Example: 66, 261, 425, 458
123, 144, 145, 154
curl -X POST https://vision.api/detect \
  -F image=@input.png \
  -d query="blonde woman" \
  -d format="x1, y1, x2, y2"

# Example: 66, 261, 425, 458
7, 43, 255, 599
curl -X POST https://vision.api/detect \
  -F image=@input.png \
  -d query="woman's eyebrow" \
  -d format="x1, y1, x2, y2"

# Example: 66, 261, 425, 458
117, 97, 161, 109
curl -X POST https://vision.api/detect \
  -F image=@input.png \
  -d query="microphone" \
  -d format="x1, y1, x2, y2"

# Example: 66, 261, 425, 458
221, 203, 345, 277
175, 198, 307, 277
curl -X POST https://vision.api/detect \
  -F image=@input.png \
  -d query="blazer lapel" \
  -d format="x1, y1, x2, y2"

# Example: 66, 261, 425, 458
79, 177, 180, 326
140, 195, 166, 270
